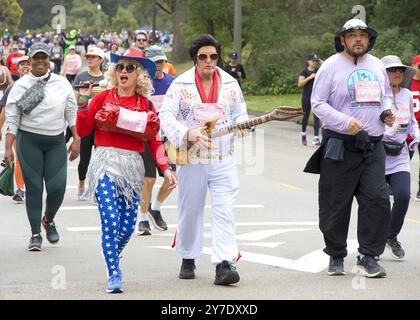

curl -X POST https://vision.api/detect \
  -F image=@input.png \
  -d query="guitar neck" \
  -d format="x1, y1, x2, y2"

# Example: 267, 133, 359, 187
208, 113, 274, 138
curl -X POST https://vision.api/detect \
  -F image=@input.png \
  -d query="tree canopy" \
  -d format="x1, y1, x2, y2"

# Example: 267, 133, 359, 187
0, 0, 23, 34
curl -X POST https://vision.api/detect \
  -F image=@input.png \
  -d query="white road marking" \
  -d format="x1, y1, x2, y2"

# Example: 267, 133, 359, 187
239, 242, 285, 248
145, 233, 285, 248
149, 240, 359, 273
279, 183, 304, 191
235, 228, 316, 241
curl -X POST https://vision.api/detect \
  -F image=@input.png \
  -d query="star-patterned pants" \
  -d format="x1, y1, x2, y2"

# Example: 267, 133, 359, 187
95, 174, 140, 278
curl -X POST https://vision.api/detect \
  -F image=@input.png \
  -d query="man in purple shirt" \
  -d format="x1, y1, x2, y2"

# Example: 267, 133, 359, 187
306, 19, 395, 278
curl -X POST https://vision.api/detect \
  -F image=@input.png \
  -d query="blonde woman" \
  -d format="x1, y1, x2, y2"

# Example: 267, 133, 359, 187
76, 48, 177, 293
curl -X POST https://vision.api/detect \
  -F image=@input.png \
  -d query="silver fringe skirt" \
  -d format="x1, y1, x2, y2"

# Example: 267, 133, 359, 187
81, 146, 145, 205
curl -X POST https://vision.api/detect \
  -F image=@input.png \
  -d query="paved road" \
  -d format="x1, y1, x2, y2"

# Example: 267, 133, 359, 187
1, 119, 420, 300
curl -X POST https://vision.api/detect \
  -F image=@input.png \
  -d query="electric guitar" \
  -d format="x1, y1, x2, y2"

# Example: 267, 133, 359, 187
164, 107, 304, 165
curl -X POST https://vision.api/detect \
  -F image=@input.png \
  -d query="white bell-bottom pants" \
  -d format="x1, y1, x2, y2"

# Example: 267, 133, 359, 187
175, 158, 240, 265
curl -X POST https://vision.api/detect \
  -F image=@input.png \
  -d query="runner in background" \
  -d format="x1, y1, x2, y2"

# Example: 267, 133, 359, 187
137, 45, 175, 236
408, 55, 420, 200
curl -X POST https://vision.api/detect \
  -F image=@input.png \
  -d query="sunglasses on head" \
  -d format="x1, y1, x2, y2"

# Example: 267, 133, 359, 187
387, 67, 406, 73
115, 63, 138, 73
197, 53, 219, 61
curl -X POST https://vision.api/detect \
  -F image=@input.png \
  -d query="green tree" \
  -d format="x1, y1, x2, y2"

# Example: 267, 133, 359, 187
0, 0, 24, 34
111, 6, 138, 33
67, 0, 109, 34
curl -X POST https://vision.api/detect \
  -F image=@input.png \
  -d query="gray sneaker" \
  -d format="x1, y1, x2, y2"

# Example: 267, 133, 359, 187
327, 256, 345, 275
354, 255, 386, 278
137, 220, 151, 236
28, 234, 43, 251
42, 216, 60, 244
12, 189, 25, 203
148, 204, 168, 231
386, 237, 405, 259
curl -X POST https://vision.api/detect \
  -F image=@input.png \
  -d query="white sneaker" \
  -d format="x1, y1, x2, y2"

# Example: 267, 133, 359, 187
77, 186, 86, 201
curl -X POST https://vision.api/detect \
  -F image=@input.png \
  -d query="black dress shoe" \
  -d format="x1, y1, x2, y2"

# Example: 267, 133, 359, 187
179, 259, 196, 279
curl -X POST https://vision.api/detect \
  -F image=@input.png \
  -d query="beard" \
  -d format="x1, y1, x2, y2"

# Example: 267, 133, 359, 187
344, 44, 367, 57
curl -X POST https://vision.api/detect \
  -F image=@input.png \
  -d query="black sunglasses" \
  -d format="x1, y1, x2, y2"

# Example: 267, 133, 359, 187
115, 63, 138, 73
136, 38, 147, 42
387, 67, 406, 73
197, 53, 219, 61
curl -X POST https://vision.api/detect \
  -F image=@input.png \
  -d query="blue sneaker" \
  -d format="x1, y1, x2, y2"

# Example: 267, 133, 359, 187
106, 273, 123, 294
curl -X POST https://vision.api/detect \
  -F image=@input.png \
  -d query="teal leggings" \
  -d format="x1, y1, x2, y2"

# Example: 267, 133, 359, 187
16, 130, 67, 235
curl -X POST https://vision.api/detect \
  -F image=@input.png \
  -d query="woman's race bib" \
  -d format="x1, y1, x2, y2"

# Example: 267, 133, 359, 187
393, 103, 410, 134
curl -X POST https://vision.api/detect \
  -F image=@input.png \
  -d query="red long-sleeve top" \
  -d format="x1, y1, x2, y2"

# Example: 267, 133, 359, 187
76, 89, 170, 173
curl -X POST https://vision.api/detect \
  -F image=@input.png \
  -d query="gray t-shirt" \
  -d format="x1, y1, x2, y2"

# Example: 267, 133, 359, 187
72, 71, 104, 94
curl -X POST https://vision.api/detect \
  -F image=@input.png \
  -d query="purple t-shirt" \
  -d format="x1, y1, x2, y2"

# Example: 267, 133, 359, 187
311, 53, 392, 137
384, 88, 419, 175
152, 73, 174, 96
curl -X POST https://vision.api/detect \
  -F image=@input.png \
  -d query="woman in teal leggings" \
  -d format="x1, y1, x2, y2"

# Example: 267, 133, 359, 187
16, 130, 68, 240
3, 42, 79, 251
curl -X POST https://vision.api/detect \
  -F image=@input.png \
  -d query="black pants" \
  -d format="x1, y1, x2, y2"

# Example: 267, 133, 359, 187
319, 141, 390, 257
386, 171, 410, 239
65, 127, 95, 181
140, 142, 176, 178
301, 95, 320, 135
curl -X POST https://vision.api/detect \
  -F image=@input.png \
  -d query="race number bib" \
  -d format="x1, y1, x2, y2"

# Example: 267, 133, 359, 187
192, 103, 225, 124
354, 81, 381, 103
394, 103, 410, 134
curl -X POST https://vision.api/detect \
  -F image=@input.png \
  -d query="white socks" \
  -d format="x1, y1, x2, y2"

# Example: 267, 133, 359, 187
140, 213, 149, 222
151, 200, 162, 212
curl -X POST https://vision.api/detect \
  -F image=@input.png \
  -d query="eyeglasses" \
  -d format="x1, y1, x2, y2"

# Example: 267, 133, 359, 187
197, 53, 219, 61
387, 67, 406, 73
136, 38, 147, 42
115, 63, 138, 73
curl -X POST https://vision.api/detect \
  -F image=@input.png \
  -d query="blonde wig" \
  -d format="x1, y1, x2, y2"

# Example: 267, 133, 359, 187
106, 59, 154, 97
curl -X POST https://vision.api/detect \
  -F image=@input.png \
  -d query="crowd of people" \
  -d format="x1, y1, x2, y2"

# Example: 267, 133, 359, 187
1, 18, 420, 294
